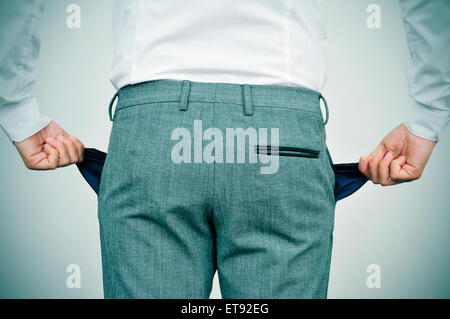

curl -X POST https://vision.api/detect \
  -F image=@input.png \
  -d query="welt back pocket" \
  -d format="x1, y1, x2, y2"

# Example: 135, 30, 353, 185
255, 145, 320, 158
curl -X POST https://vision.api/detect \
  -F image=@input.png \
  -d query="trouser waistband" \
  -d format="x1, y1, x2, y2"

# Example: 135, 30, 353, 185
109, 79, 329, 125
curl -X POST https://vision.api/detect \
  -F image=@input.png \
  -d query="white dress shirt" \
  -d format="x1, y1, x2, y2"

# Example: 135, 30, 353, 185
0, 0, 448, 142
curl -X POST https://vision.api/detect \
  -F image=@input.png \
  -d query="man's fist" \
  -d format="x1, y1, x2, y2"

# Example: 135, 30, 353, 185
359, 123, 436, 186
14, 121, 84, 170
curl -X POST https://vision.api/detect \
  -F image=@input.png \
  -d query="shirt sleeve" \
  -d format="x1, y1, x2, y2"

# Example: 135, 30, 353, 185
0, 0, 51, 142
398, 0, 450, 142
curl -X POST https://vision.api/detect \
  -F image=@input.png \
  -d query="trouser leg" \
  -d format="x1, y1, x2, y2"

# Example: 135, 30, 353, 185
214, 98, 336, 298
98, 100, 216, 298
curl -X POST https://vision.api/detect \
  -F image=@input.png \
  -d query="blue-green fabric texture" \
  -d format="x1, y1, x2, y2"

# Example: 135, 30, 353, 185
98, 79, 336, 299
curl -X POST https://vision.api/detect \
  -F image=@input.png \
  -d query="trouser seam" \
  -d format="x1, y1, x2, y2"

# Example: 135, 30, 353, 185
212, 83, 217, 217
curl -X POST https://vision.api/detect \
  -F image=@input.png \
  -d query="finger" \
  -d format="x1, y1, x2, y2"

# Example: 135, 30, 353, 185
61, 135, 79, 163
25, 151, 48, 170
368, 152, 384, 184
33, 144, 59, 170
358, 156, 370, 178
365, 143, 387, 182
46, 136, 70, 166
378, 151, 394, 186
68, 135, 84, 162
390, 155, 408, 182
44, 144, 59, 169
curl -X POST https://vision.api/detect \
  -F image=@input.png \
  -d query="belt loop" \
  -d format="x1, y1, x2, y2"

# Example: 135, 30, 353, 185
179, 80, 191, 111
108, 91, 119, 122
319, 94, 329, 126
242, 84, 254, 116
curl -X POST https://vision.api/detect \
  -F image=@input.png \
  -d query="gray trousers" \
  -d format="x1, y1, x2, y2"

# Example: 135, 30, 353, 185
98, 79, 336, 298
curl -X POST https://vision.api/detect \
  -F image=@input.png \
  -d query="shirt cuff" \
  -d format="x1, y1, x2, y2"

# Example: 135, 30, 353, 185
0, 97, 51, 142
404, 101, 450, 142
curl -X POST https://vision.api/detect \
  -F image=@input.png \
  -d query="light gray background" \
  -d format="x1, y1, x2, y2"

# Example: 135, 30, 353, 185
0, 0, 448, 298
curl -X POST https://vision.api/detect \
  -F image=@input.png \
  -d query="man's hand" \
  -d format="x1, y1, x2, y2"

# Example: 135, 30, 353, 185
359, 123, 436, 186
14, 121, 84, 170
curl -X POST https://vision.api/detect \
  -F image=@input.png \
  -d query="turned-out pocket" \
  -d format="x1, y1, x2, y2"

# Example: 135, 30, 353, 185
255, 145, 320, 158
